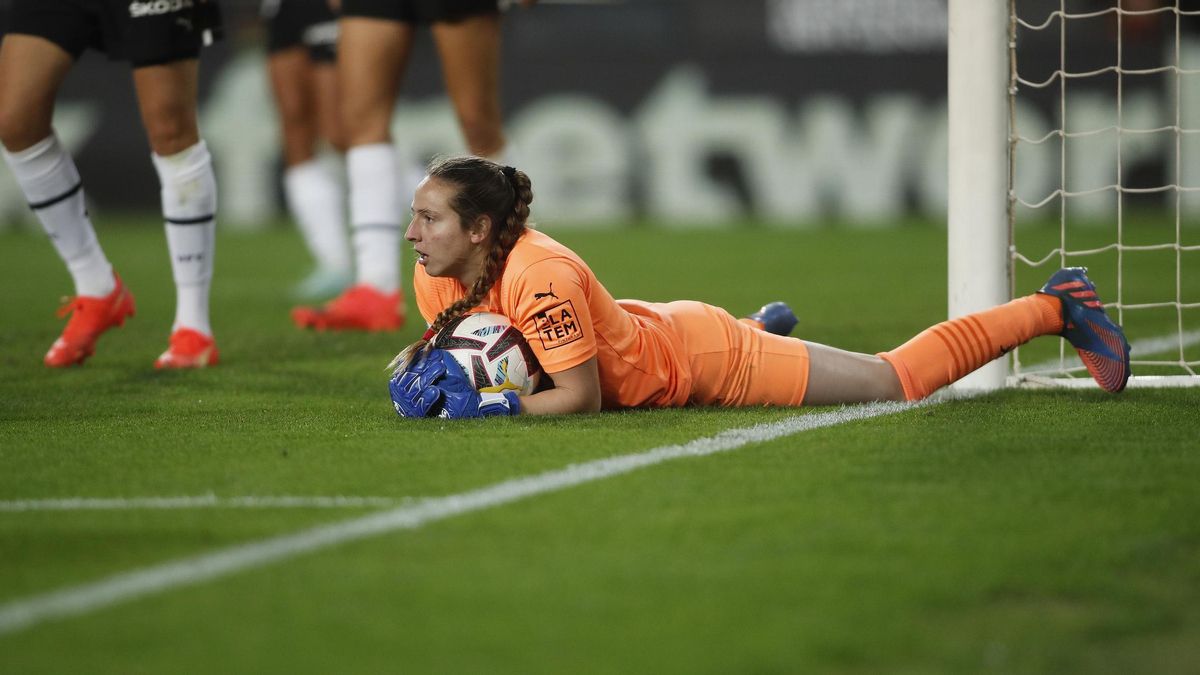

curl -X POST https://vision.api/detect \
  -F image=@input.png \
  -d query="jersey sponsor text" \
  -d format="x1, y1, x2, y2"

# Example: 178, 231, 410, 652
129, 0, 193, 19
535, 301, 582, 350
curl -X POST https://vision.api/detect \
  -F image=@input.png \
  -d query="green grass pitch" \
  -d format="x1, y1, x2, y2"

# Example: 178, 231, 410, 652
1, 215, 1199, 674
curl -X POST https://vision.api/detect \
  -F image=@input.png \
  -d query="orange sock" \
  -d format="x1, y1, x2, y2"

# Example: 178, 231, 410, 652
879, 294, 1064, 400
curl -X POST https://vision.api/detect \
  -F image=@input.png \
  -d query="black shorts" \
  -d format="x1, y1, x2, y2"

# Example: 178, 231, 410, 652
7, 0, 223, 68
262, 0, 337, 62
340, 0, 499, 24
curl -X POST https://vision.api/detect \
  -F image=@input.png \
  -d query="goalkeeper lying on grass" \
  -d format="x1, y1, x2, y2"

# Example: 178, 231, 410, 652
389, 156, 1130, 419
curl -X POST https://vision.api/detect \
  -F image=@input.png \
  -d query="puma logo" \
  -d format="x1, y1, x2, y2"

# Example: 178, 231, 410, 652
534, 283, 558, 301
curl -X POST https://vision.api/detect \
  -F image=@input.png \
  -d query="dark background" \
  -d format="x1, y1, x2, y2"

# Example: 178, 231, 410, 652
0, 0, 1194, 222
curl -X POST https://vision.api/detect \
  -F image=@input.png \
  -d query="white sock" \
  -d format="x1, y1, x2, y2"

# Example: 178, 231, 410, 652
152, 140, 217, 337
284, 157, 351, 273
3, 135, 114, 297
347, 143, 402, 294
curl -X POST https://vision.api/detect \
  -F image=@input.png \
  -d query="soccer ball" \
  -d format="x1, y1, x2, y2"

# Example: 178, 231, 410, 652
432, 312, 541, 395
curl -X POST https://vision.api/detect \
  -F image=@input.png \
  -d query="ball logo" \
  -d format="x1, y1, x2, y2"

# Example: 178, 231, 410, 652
534, 300, 582, 350
432, 314, 540, 395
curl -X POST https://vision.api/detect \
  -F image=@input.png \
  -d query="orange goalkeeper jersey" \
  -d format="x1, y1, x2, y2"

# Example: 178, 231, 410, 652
413, 229, 695, 408
414, 229, 813, 408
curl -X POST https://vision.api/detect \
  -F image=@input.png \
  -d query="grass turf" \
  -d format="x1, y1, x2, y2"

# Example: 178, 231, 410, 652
1, 216, 1198, 674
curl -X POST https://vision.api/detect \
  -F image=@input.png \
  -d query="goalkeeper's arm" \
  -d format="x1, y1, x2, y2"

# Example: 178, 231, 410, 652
517, 357, 602, 415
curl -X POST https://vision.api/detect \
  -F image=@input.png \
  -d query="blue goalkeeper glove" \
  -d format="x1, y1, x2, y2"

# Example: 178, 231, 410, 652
389, 349, 521, 419
429, 350, 522, 419
389, 350, 448, 418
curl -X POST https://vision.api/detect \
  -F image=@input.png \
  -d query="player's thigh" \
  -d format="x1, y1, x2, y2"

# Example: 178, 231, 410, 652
337, 17, 413, 145
0, 35, 74, 151
662, 300, 810, 407
131, 59, 200, 156
431, 14, 504, 156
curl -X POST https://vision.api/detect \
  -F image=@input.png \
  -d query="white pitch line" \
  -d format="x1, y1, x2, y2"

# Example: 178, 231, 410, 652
0, 399, 927, 637
1128, 329, 1200, 359
0, 495, 404, 512
1022, 329, 1200, 373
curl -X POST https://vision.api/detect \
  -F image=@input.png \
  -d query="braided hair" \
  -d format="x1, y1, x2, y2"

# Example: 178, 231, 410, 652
389, 156, 533, 374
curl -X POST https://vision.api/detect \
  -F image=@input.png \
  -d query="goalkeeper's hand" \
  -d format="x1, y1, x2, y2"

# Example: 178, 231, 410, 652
389, 349, 521, 419
389, 349, 447, 418
431, 350, 522, 419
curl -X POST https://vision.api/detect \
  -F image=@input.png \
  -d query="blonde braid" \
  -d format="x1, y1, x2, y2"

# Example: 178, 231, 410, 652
388, 158, 532, 375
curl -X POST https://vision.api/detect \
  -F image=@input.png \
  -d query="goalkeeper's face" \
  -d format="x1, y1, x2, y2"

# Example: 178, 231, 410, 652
406, 177, 491, 285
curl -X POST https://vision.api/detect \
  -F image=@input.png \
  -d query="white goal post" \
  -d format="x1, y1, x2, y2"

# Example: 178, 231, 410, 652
948, 0, 1010, 391
948, 0, 1200, 390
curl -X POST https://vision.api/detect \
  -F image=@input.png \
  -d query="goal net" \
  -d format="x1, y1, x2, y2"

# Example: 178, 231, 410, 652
953, 0, 1199, 390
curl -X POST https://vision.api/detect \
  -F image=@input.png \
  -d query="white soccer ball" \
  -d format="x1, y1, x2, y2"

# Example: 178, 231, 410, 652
432, 312, 541, 395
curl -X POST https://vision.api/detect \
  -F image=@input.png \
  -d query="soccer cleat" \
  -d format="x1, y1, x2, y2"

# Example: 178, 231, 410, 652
154, 328, 219, 369
1038, 267, 1131, 393
291, 284, 405, 331
745, 301, 798, 336
44, 273, 136, 367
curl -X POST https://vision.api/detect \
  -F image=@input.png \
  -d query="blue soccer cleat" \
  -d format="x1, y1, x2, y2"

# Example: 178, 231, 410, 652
1038, 267, 1131, 393
746, 301, 798, 337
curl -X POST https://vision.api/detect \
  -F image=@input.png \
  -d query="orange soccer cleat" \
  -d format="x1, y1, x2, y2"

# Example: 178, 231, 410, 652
291, 284, 405, 331
44, 274, 136, 367
154, 328, 220, 369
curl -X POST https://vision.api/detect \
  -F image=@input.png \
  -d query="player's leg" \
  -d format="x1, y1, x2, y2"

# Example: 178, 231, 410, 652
876, 293, 1063, 400
311, 56, 346, 154
269, 47, 319, 167
0, 31, 133, 366
266, 0, 351, 299
340, 15, 408, 300
800, 344, 904, 405
660, 301, 814, 407
431, 12, 506, 159
292, 8, 412, 330
0, 36, 70, 153
785, 270, 1124, 404
880, 268, 1130, 396
672, 291, 1077, 407
701, 295, 1042, 406
338, 15, 410, 149
132, 59, 219, 367
270, 46, 352, 298
803, 292, 1064, 404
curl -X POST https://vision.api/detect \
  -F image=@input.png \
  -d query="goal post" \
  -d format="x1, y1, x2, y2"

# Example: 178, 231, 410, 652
951, 0, 1200, 390
947, 0, 1010, 392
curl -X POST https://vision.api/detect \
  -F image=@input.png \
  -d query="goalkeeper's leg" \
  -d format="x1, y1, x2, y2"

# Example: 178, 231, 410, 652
799, 293, 1061, 405
876, 294, 1063, 401
665, 295, 1062, 406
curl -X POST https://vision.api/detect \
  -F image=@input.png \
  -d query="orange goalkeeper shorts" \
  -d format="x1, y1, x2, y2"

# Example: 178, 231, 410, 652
654, 300, 810, 407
